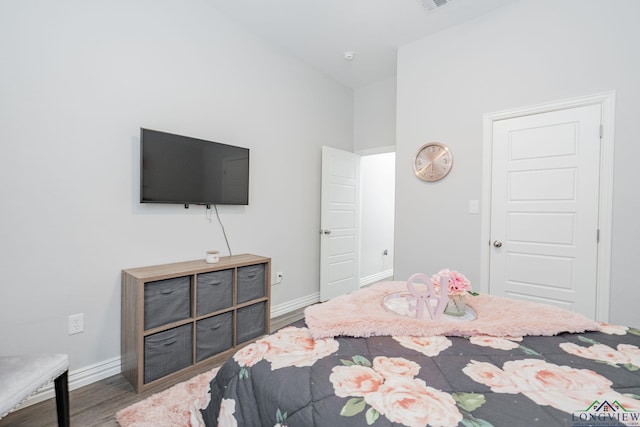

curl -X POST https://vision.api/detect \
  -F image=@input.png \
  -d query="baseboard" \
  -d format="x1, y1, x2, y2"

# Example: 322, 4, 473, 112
360, 269, 394, 287
17, 294, 321, 410
14, 355, 121, 410
269, 272, 393, 317
15, 287, 364, 411
270, 292, 320, 318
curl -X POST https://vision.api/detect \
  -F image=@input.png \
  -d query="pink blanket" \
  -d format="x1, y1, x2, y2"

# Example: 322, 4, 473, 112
305, 281, 599, 338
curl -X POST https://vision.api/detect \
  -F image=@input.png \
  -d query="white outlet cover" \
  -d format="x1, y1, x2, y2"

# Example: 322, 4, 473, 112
468, 200, 479, 214
68, 313, 84, 335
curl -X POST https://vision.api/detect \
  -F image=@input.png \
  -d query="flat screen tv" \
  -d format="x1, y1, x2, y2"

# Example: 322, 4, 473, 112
140, 128, 249, 207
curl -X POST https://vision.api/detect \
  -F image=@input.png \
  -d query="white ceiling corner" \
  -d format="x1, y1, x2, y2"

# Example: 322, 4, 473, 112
208, 0, 518, 88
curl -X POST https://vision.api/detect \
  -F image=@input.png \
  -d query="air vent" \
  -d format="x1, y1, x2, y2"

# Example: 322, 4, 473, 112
416, 0, 456, 12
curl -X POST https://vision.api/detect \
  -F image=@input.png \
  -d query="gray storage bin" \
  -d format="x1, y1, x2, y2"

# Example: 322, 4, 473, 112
196, 270, 233, 316
237, 302, 266, 344
144, 276, 191, 330
144, 324, 193, 384
196, 312, 233, 362
237, 264, 266, 304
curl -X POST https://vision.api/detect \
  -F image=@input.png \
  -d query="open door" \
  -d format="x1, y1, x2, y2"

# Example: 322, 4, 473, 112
320, 146, 360, 301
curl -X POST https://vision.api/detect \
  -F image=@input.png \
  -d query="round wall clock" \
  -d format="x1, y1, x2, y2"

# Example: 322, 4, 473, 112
413, 142, 453, 182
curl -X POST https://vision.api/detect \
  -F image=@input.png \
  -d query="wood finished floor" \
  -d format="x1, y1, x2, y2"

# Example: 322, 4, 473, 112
0, 308, 306, 427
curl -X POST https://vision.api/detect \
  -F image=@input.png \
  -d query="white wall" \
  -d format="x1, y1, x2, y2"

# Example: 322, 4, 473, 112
0, 0, 353, 371
360, 153, 395, 284
354, 76, 397, 153
395, 0, 640, 326
313, 77, 397, 298
353, 78, 397, 285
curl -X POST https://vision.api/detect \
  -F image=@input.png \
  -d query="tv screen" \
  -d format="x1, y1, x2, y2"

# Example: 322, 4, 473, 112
140, 128, 249, 206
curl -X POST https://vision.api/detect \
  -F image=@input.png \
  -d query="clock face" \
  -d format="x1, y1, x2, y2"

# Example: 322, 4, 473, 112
414, 142, 453, 182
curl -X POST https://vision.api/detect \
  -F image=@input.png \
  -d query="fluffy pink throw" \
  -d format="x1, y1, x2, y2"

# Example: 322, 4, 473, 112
116, 367, 219, 427
305, 281, 599, 338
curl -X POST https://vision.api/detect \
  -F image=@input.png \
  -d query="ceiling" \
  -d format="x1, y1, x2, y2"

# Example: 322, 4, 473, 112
208, 0, 518, 89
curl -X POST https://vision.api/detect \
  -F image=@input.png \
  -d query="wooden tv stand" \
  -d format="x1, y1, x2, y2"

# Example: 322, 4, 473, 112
121, 254, 271, 392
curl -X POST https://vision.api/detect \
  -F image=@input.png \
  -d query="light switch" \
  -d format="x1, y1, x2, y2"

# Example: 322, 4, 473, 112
468, 200, 479, 214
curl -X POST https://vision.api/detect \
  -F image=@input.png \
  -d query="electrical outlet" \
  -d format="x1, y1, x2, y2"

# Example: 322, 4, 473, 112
68, 313, 84, 335
274, 272, 284, 285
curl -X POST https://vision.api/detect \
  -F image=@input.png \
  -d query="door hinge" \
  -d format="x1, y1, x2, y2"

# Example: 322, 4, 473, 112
599, 124, 604, 139
597, 229, 600, 243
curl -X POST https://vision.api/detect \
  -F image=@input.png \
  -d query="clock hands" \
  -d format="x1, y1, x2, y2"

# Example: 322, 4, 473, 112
431, 149, 447, 163
418, 162, 435, 179
419, 149, 447, 177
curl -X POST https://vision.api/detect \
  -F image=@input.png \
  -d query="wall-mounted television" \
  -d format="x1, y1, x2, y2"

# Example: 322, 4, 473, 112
140, 128, 249, 207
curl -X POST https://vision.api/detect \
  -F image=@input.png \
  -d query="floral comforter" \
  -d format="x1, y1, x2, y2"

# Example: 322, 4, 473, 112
200, 320, 640, 427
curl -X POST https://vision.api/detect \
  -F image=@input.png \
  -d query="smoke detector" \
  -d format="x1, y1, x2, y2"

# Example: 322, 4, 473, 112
343, 51, 355, 61
416, 0, 456, 12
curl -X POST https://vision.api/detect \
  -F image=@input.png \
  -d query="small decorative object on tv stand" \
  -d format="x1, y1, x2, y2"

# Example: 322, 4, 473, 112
206, 250, 220, 264
121, 254, 271, 393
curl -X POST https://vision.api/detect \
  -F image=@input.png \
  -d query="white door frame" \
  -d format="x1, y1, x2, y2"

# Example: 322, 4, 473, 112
480, 91, 615, 322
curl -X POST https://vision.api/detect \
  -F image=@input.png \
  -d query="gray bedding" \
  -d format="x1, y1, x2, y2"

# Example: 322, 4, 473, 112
200, 320, 640, 426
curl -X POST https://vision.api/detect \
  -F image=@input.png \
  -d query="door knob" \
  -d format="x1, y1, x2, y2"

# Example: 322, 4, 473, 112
493, 240, 503, 248
323, 229, 332, 235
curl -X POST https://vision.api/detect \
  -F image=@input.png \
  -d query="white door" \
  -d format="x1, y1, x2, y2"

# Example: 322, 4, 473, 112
489, 104, 601, 319
320, 146, 360, 301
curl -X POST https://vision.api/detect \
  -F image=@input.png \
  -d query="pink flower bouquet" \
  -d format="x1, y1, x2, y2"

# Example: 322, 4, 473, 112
431, 269, 471, 296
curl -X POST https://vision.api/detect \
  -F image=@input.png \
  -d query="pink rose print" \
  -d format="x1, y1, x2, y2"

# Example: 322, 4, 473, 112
189, 381, 212, 427
505, 359, 612, 409
264, 326, 339, 369
464, 358, 640, 418
373, 356, 420, 379
233, 326, 338, 371
233, 340, 269, 367
597, 322, 628, 335
217, 398, 237, 427
618, 343, 640, 367
560, 341, 640, 368
365, 376, 462, 427
469, 336, 522, 350
462, 360, 519, 394
330, 365, 384, 397
331, 355, 462, 427
587, 343, 634, 365
393, 335, 452, 357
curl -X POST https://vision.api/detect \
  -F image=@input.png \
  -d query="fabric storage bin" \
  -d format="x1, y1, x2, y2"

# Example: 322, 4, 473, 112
236, 302, 266, 344
196, 270, 233, 316
237, 264, 266, 304
196, 312, 233, 362
144, 324, 193, 384
144, 276, 191, 330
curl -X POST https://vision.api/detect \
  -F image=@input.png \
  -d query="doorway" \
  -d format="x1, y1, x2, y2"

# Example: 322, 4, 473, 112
480, 92, 615, 321
360, 152, 395, 286
319, 147, 395, 301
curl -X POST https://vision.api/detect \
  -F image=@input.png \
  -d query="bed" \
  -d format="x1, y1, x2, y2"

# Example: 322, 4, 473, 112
199, 282, 640, 427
